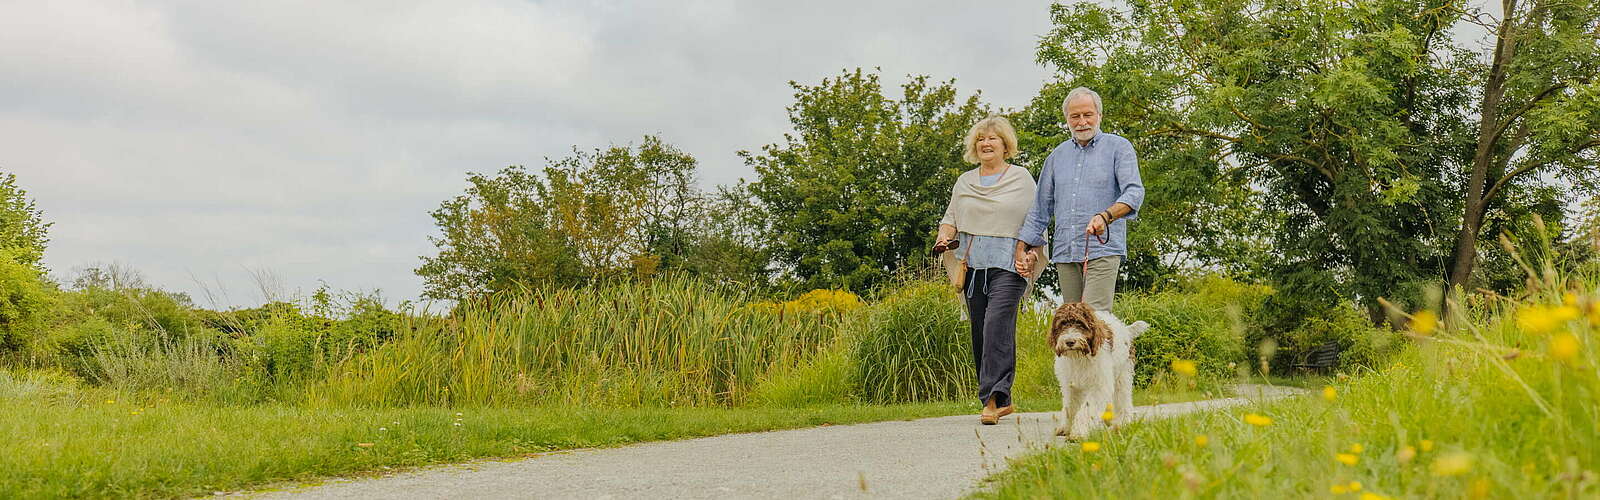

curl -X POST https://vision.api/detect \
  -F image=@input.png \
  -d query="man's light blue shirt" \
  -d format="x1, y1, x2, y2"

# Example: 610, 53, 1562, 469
1016, 132, 1144, 264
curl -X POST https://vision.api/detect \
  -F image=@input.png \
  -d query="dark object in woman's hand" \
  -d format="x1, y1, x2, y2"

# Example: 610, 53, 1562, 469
932, 239, 960, 255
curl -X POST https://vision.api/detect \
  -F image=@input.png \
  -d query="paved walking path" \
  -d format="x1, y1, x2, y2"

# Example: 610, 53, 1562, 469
240, 385, 1302, 500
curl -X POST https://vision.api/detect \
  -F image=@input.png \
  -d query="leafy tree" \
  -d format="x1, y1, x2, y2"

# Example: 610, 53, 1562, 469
1447, 0, 1600, 290
744, 69, 987, 293
1029, 0, 1599, 319
0, 172, 50, 269
676, 182, 773, 287
418, 136, 766, 299
416, 164, 584, 300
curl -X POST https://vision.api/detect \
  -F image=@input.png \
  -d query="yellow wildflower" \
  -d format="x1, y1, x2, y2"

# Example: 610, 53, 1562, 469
1171, 359, 1197, 377
1420, 440, 1434, 452
1101, 409, 1115, 423
1081, 441, 1101, 452
1348, 481, 1362, 491
1554, 305, 1581, 322
1517, 305, 1561, 334
1563, 293, 1578, 306
1396, 445, 1417, 464
1359, 493, 1393, 500
1469, 478, 1492, 499
1431, 452, 1474, 476
1322, 386, 1338, 401
1349, 443, 1364, 454
105, 400, 115, 404
1336, 453, 1359, 466
1195, 434, 1208, 447
1243, 413, 1273, 427
1410, 310, 1437, 335
1550, 333, 1579, 361
1331, 484, 1349, 494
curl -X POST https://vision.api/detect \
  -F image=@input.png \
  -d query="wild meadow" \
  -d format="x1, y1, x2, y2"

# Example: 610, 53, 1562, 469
1, 254, 1376, 498
978, 232, 1600, 499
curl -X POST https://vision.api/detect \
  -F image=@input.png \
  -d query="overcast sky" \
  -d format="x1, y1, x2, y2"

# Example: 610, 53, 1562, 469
2, 1, 1060, 308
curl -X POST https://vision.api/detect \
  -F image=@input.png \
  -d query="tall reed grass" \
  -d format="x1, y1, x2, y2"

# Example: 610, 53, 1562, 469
309, 277, 844, 407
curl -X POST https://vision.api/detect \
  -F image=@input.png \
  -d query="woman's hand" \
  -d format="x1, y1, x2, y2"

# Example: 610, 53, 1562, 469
1014, 247, 1037, 275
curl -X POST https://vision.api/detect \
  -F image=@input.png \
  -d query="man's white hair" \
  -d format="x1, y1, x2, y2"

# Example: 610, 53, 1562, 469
1061, 87, 1103, 117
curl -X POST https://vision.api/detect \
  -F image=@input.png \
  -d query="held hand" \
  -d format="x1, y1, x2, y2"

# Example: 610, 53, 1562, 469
1086, 214, 1109, 236
1014, 248, 1037, 275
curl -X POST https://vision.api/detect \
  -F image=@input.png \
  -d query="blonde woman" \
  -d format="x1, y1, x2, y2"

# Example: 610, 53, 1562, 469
936, 115, 1044, 425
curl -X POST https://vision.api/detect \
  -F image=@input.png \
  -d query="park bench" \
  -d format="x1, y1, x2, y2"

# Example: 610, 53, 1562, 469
1294, 341, 1342, 372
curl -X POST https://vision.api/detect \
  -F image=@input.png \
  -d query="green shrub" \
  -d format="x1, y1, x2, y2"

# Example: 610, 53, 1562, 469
852, 281, 971, 404
1114, 275, 1265, 387
0, 248, 57, 358
1276, 303, 1403, 373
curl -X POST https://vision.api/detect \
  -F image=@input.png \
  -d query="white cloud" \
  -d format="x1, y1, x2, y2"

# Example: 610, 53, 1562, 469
4, 0, 1058, 308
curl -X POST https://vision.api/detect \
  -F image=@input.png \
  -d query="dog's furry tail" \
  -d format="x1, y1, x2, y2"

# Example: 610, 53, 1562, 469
1128, 320, 1151, 338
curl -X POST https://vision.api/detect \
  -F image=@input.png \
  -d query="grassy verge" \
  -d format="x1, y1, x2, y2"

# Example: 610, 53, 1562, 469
3, 369, 1222, 500
3, 387, 966, 499
974, 276, 1600, 498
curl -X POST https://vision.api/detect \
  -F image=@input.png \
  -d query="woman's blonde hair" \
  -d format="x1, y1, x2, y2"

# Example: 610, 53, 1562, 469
961, 115, 1020, 164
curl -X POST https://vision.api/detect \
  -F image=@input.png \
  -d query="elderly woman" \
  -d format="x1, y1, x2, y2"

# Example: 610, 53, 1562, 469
937, 115, 1044, 425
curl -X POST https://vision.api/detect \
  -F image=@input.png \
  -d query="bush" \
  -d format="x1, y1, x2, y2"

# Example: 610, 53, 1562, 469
0, 248, 57, 359
852, 282, 971, 403
1114, 275, 1265, 387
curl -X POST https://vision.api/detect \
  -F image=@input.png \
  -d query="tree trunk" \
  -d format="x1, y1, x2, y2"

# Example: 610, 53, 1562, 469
1447, 0, 1519, 292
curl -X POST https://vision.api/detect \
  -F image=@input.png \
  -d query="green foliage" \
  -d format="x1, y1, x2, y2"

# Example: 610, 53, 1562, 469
312, 277, 840, 407
851, 282, 971, 403
417, 137, 769, 300
0, 248, 57, 357
415, 163, 585, 299
745, 69, 988, 293
0, 172, 50, 269
1032, 0, 1483, 309
979, 265, 1600, 499
1115, 276, 1264, 387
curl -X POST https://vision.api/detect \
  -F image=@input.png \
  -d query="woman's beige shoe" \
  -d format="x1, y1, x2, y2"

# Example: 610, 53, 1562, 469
995, 404, 1015, 419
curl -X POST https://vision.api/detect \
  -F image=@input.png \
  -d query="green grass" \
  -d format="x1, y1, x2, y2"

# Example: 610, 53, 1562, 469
973, 273, 1600, 499
1, 378, 966, 499
3, 366, 1220, 499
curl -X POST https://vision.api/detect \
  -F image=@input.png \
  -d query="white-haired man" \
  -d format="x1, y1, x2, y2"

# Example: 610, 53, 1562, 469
1014, 87, 1144, 311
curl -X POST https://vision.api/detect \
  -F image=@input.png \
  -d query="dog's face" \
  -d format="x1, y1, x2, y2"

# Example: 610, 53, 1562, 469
1049, 302, 1110, 357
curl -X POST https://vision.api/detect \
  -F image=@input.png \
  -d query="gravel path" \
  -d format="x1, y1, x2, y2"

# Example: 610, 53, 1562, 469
238, 385, 1302, 500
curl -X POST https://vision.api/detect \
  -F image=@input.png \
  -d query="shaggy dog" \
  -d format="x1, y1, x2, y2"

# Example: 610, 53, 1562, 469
1049, 302, 1149, 439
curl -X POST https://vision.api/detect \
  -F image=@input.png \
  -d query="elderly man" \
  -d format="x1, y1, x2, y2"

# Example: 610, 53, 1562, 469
1014, 87, 1144, 311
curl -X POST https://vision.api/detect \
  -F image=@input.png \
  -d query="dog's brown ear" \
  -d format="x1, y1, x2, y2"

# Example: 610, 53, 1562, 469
1047, 302, 1069, 350
1087, 314, 1112, 357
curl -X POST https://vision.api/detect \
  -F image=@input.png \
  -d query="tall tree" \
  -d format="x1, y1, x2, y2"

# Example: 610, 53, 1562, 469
0, 172, 51, 269
744, 69, 987, 293
1448, 0, 1600, 290
416, 165, 583, 300
417, 136, 764, 299
1030, 0, 1600, 315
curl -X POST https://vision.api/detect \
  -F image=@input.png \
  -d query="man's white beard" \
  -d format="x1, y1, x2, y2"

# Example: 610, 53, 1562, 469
1072, 125, 1100, 142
